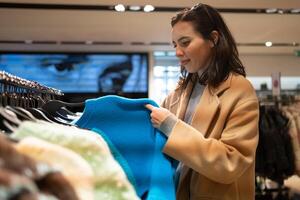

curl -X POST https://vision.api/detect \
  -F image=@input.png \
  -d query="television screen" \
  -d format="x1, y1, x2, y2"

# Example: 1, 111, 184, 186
0, 53, 148, 95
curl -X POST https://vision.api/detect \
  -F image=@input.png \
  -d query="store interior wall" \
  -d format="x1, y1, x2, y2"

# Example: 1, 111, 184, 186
0, 0, 300, 196
0, 0, 299, 102
241, 54, 300, 76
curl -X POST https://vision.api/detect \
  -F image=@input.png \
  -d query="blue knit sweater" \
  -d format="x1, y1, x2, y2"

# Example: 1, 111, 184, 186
74, 95, 176, 200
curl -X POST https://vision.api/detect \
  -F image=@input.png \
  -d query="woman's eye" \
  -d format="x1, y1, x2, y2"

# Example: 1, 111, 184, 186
181, 41, 190, 47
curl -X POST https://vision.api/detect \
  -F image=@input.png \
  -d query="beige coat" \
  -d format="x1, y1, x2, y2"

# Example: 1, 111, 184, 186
162, 73, 259, 200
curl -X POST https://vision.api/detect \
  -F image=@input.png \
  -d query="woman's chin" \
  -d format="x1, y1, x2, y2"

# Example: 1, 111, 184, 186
185, 68, 198, 74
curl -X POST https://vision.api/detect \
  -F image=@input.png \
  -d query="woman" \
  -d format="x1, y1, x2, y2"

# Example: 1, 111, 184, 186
146, 3, 259, 200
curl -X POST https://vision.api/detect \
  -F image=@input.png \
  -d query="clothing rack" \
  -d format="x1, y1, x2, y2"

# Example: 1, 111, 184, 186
0, 71, 63, 96
0, 71, 63, 108
257, 99, 295, 179
256, 94, 300, 200
259, 94, 300, 108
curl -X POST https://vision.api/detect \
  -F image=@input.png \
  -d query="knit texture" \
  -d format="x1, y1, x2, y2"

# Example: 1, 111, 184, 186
74, 95, 176, 200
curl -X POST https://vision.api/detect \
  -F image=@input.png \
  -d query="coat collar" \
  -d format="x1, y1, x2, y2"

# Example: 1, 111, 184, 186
212, 73, 233, 96
172, 73, 233, 137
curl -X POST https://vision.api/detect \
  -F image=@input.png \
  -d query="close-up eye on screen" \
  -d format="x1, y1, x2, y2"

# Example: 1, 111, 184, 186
0, 53, 149, 95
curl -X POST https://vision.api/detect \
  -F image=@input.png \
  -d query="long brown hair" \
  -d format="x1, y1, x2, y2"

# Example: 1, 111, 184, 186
172, 3, 246, 89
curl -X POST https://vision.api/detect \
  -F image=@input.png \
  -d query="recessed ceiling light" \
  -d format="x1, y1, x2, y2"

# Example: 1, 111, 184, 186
291, 9, 300, 13
144, 5, 155, 12
129, 5, 141, 11
85, 41, 93, 45
265, 41, 272, 47
277, 9, 284, 14
115, 4, 125, 12
266, 8, 277, 13
24, 40, 32, 44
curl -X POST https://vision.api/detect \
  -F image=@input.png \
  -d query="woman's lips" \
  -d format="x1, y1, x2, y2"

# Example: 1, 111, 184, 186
180, 59, 190, 65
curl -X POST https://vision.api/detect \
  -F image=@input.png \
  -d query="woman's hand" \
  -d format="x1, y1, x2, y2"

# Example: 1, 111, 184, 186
145, 104, 174, 128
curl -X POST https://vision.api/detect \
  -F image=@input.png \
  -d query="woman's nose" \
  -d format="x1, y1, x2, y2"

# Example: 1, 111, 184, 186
175, 47, 184, 57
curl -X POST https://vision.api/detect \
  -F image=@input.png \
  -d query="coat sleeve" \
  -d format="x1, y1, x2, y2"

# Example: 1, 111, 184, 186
163, 98, 259, 184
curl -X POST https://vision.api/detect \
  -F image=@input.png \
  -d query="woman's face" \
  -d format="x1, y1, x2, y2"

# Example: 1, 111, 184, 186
172, 21, 214, 73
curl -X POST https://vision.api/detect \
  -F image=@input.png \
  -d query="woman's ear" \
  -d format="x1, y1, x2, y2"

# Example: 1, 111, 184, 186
210, 30, 219, 47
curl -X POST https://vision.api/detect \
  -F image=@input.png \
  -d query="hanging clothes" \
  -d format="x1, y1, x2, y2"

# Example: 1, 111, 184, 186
0, 70, 63, 109
74, 95, 177, 200
0, 133, 78, 200
15, 136, 94, 200
282, 107, 300, 176
12, 120, 140, 200
256, 105, 295, 183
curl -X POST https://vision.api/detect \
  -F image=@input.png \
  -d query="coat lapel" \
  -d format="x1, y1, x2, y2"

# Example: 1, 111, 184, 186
176, 74, 234, 196
171, 73, 233, 137
190, 88, 220, 137
190, 73, 233, 137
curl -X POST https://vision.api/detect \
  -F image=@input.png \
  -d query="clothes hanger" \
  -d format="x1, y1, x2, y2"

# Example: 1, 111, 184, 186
2, 92, 8, 107
26, 108, 56, 124
51, 108, 74, 122
36, 96, 45, 108
13, 107, 37, 121
36, 107, 72, 126
5, 106, 34, 121
0, 107, 22, 134
58, 106, 77, 116
41, 100, 84, 119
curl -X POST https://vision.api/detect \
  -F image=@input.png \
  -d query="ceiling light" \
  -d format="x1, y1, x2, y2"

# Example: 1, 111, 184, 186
85, 41, 93, 45
129, 5, 141, 11
291, 9, 300, 13
265, 41, 272, 47
277, 9, 284, 14
115, 4, 125, 12
266, 8, 277, 13
24, 40, 32, 44
144, 5, 155, 12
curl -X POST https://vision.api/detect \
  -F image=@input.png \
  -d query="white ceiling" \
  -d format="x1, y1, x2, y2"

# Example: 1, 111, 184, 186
0, 0, 299, 54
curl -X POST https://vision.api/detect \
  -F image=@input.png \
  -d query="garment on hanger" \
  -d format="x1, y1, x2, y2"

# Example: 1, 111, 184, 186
74, 95, 177, 200
15, 136, 94, 200
256, 105, 295, 183
0, 133, 78, 200
0, 167, 57, 200
282, 107, 300, 176
12, 120, 140, 200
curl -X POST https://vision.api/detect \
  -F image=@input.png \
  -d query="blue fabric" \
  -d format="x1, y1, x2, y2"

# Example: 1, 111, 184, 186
74, 95, 176, 200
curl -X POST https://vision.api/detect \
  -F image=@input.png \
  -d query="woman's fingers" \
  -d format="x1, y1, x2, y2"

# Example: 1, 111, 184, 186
145, 104, 168, 128
151, 118, 159, 124
145, 104, 155, 111
151, 119, 160, 128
